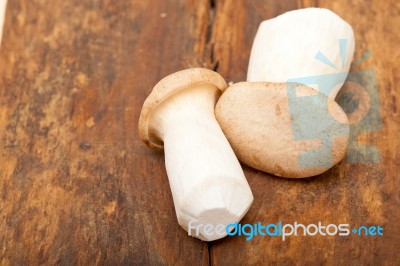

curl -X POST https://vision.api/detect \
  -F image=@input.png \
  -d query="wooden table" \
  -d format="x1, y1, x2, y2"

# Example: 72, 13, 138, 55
1, 0, 399, 265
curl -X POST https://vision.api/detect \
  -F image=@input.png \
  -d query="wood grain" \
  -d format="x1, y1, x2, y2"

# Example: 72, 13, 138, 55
0, 0, 211, 264
210, 0, 400, 265
0, 0, 399, 265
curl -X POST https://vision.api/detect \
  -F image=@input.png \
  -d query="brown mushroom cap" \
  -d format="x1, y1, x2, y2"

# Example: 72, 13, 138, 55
215, 82, 349, 178
139, 68, 227, 150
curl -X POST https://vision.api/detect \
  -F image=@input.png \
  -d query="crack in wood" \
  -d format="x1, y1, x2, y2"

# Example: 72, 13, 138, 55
205, 0, 219, 72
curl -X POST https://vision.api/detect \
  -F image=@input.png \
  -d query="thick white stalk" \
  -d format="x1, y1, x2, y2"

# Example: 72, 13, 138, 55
150, 85, 253, 241
247, 8, 355, 99
0, 0, 6, 46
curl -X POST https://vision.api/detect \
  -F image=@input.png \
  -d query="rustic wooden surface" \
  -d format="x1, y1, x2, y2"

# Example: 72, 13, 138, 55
0, 0, 399, 265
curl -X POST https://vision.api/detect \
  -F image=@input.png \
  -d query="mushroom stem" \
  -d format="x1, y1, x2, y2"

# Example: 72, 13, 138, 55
247, 8, 355, 100
149, 84, 253, 241
0, 0, 7, 46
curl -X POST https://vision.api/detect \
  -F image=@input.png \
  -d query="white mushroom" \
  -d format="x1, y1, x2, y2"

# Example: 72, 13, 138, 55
215, 8, 355, 178
139, 68, 253, 241
247, 8, 355, 99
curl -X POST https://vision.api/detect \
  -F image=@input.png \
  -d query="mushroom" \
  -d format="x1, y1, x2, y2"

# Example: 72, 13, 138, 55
215, 82, 349, 178
215, 9, 355, 178
0, 0, 6, 46
247, 8, 355, 100
139, 68, 253, 241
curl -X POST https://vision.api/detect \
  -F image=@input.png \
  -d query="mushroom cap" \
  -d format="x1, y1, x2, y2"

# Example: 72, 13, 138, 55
139, 68, 227, 150
215, 82, 349, 178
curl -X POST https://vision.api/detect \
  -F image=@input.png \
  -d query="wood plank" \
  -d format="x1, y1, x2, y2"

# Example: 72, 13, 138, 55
210, 0, 400, 265
0, 0, 211, 264
1, 0, 399, 264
